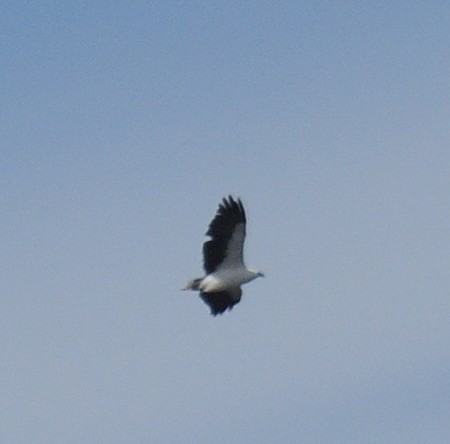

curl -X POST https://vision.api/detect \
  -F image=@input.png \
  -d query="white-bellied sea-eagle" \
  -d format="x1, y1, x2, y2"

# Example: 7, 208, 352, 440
182, 195, 264, 315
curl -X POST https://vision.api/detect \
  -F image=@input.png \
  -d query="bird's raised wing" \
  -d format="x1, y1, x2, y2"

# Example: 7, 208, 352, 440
202, 196, 246, 274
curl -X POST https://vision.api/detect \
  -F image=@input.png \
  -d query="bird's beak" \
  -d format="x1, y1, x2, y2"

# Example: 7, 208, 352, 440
258, 272, 265, 277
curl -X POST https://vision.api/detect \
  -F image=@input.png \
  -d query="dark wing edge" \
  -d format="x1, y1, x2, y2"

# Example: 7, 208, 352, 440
202, 196, 246, 274
199, 289, 242, 316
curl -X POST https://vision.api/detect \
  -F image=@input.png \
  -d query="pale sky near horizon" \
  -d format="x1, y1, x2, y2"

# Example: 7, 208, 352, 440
2, 2, 450, 443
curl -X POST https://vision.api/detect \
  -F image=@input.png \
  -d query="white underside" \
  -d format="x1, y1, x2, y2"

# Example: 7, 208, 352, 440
199, 267, 259, 293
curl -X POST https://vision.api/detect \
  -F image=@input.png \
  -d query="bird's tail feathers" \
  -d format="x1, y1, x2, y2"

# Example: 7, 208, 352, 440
181, 278, 203, 291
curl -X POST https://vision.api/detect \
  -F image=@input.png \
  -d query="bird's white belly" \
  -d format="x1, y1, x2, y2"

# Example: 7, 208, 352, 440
199, 268, 255, 292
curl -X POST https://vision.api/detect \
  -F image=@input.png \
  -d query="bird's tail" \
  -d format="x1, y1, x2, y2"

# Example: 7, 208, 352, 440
181, 278, 202, 291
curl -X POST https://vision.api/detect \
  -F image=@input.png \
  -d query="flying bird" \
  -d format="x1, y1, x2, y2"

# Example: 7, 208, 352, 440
182, 196, 264, 315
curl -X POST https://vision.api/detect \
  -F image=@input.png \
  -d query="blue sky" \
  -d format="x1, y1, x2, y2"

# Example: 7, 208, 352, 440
2, 1, 450, 443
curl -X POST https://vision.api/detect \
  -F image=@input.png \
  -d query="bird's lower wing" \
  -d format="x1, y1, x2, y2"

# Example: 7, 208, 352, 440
199, 288, 242, 316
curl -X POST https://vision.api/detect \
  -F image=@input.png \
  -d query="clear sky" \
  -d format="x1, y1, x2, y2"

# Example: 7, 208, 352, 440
2, 1, 450, 443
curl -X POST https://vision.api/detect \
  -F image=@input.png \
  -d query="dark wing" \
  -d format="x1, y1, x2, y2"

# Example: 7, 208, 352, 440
203, 196, 246, 274
200, 288, 242, 316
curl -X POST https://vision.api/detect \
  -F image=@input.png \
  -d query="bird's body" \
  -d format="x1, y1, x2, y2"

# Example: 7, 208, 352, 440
182, 196, 264, 315
198, 268, 261, 293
